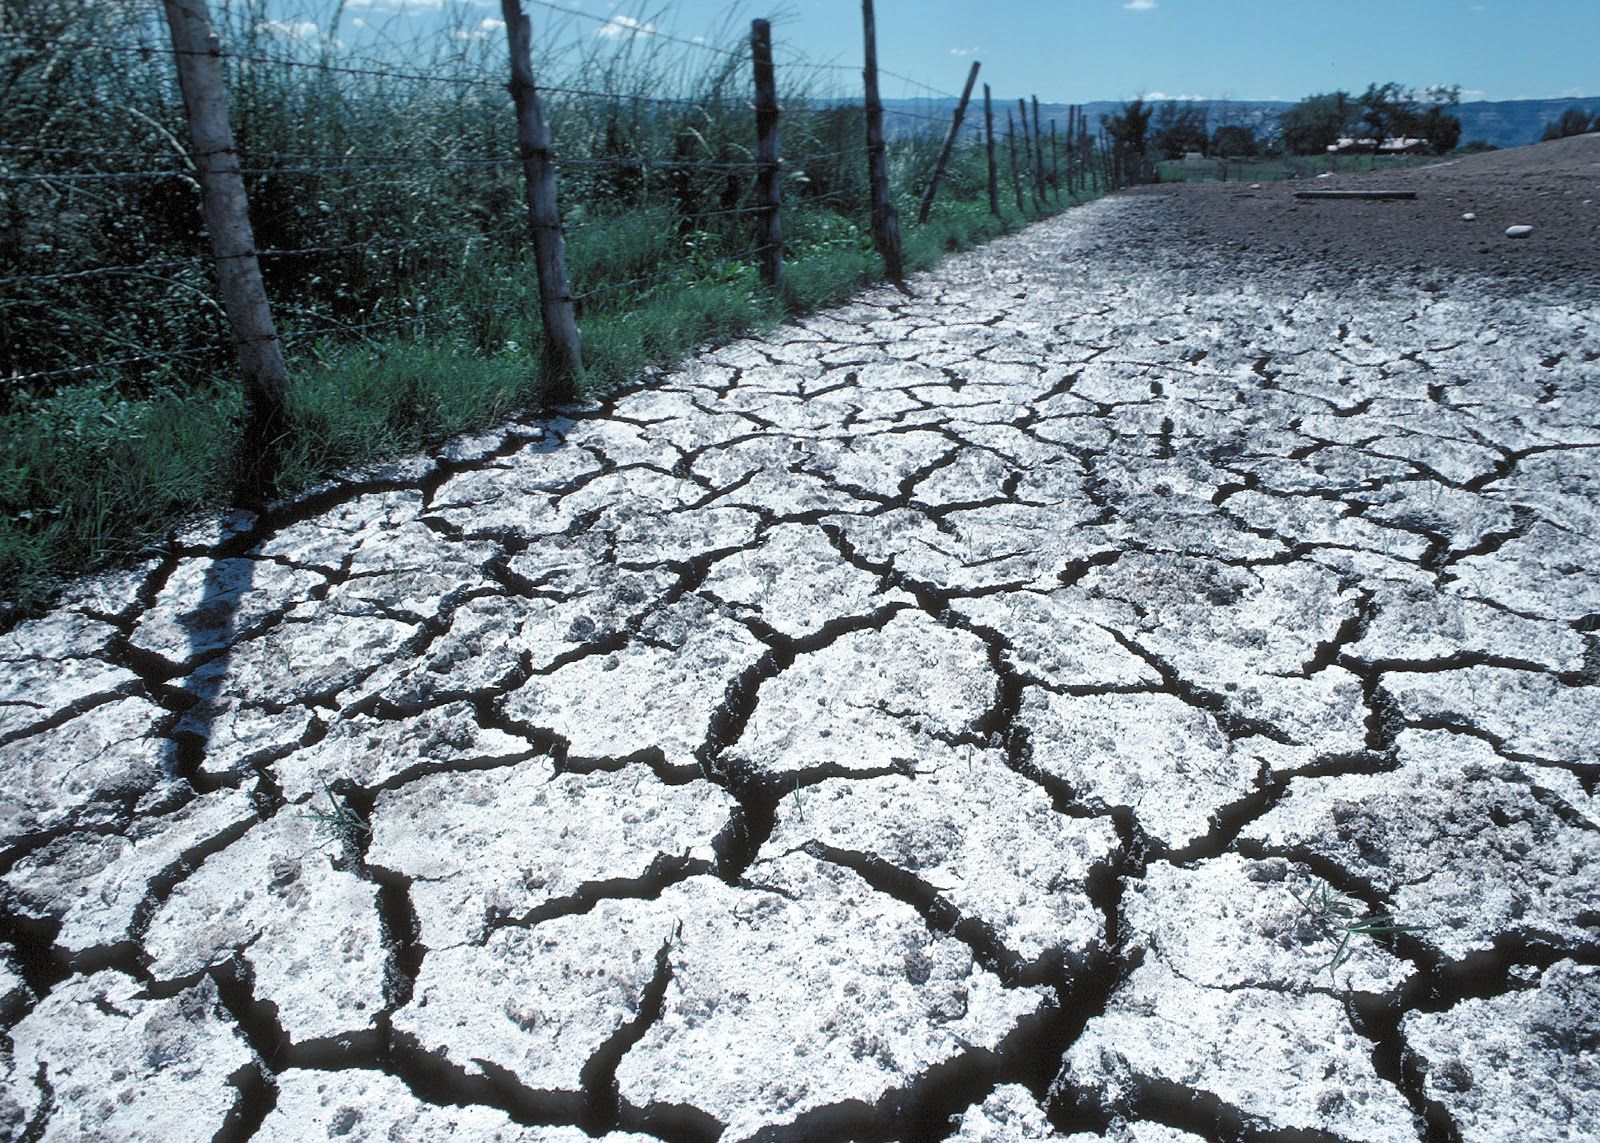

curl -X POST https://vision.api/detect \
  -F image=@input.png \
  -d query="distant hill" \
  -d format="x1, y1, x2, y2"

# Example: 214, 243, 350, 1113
878, 96, 1600, 150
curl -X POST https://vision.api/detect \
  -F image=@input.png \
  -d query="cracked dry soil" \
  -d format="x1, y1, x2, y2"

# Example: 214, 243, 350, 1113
2, 157, 1598, 1143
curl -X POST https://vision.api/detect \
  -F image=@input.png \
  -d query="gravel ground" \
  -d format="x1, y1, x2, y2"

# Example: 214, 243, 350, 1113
1, 139, 1597, 1142
1129, 131, 1600, 288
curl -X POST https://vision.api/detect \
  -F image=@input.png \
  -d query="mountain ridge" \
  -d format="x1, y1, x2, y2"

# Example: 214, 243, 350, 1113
876, 95, 1600, 150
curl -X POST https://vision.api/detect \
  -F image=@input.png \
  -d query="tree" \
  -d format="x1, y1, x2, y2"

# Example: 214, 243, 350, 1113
1543, 106, 1597, 141
1210, 124, 1258, 158
1356, 82, 1411, 154
1355, 82, 1461, 156
1101, 98, 1154, 183
1421, 104, 1462, 153
1277, 91, 1352, 155
1415, 85, 1462, 154
1151, 100, 1209, 160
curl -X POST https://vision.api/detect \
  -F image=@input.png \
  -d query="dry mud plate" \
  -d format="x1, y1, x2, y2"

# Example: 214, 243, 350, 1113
3, 139, 1598, 1142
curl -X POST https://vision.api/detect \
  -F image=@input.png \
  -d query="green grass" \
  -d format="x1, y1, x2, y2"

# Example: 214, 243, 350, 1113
0, 191, 1083, 612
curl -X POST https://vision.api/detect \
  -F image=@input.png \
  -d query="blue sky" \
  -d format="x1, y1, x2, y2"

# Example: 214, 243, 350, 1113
323, 0, 1596, 104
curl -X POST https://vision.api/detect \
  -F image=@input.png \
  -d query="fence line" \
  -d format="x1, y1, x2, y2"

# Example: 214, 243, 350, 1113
3, 0, 1060, 413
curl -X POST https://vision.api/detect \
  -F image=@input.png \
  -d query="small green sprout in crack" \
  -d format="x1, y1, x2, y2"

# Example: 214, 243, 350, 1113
298, 779, 371, 855
1290, 879, 1427, 978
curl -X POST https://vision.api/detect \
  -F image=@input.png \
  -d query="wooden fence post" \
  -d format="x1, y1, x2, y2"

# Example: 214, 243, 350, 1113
916, 59, 979, 224
750, 19, 782, 289
1066, 105, 1076, 196
1031, 95, 1048, 204
860, 0, 904, 281
1006, 110, 1024, 211
1050, 119, 1059, 202
983, 83, 1000, 218
1017, 98, 1043, 209
160, 0, 289, 440
502, 0, 583, 399
1083, 113, 1095, 192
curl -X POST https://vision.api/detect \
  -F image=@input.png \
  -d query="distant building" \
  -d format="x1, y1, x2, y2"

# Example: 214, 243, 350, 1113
1327, 136, 1429, 155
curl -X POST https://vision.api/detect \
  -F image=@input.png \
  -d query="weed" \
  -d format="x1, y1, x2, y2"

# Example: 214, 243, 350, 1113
298, 779, 371, 855
1290, 879, 1427, 977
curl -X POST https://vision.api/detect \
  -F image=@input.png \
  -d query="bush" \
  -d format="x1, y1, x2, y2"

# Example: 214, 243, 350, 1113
1542, 107, 1597, 141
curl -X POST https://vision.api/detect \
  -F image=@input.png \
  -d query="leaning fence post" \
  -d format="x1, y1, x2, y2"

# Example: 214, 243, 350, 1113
860, 0, 904, 282
750, 19, 782, 290
916, 59, 979, 224
160, 0, 289, 442
501, 0, 583, 398
983, 83, 1000, 218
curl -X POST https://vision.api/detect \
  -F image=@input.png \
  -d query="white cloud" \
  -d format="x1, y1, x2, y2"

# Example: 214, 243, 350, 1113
949, 45, 982, 57
1145, 91, 1205, 101
596, 13, 655, 38
1124, 0, 1158, 10
452, 16, 506, 39
255, 19, 321, 41
344, 0, 445, 13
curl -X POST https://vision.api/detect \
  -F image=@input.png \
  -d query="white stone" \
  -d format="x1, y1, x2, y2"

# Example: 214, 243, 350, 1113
1505, 224, 1533, 238
3, 788, 258, 958
1022, 688, 1254, 849
699, 523, 912, 639
767, 748, 1118, 964
142, 809, 387, 1056
257, 1068, 658, 1142
367, 755, 732, 947
501, 595, 762, 770
130, 556, 326, 666
1405, 960, 1600, 1143
1244, 729, 1600, 960
614, 855, 1049, 1139
728, 610, 997, 780
0, 697, 177, 850
1060, 956, 1416, 1139
4, 971, 253, 1141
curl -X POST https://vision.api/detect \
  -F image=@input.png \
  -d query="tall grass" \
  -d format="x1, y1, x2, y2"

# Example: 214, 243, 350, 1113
0, 0, 1080, 610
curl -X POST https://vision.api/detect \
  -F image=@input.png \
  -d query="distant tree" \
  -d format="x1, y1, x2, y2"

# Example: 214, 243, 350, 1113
1458, 139, 1498, 154
1415, 85, 1463, 154
1356, 82, 1413, 154
1421, 105, 1462, 153
1210, 123, 1258, 158
1151, 100, 1209, 159
1542, 106, 1597, 141
1277, 91, 1353, 155
1101, 98, 1155, 183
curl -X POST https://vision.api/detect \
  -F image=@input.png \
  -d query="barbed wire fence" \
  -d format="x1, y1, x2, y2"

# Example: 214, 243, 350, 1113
1, 0, 1071, 437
